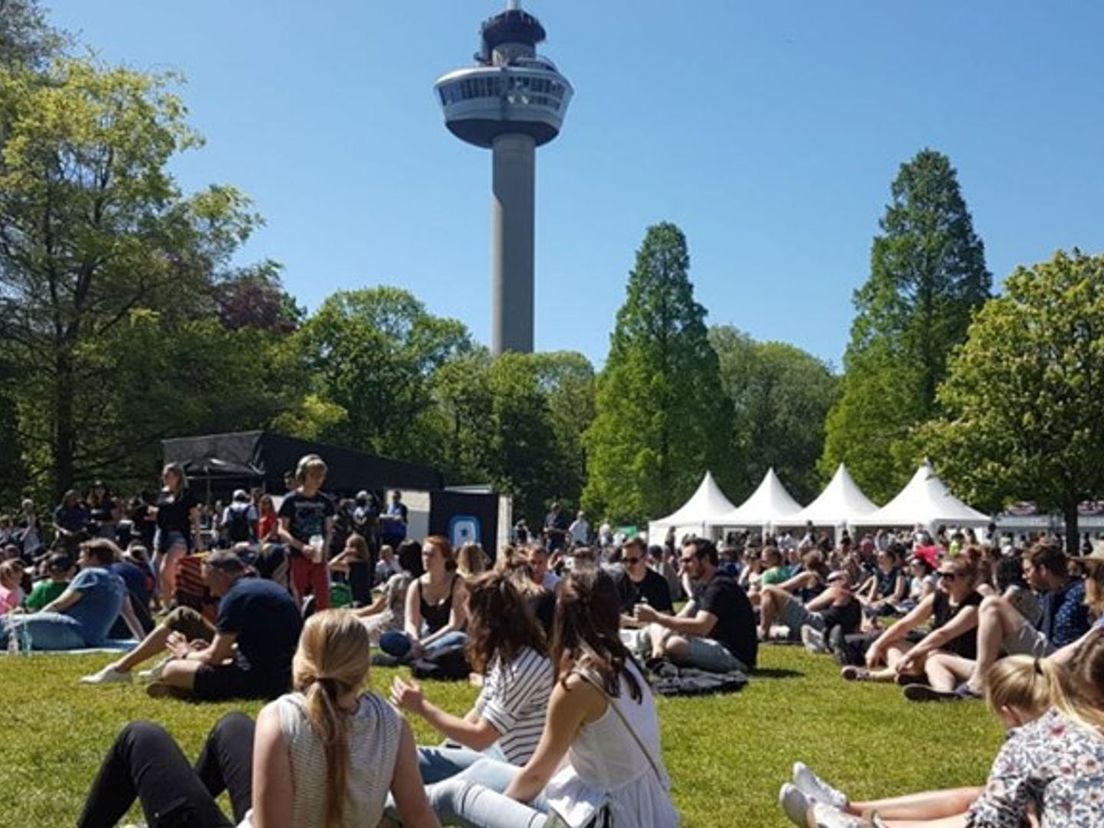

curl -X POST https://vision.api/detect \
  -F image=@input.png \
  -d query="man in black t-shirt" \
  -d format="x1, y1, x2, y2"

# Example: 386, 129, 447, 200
634, 538, 757, 672
614, 537, 674, 618
82, 551, 301, 701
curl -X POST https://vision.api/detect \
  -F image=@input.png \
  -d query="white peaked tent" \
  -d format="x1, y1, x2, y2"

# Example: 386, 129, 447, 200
719, 468, 804, 528
851, 462, 990, 530
647, 471, 738, 542
786, 463, 879, 528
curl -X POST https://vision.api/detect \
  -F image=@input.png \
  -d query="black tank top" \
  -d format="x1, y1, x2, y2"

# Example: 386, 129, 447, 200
932, 589, 983, 659
418, 575, 458, 633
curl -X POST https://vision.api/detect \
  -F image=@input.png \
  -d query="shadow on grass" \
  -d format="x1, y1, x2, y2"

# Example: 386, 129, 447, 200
751, 667, 804, 679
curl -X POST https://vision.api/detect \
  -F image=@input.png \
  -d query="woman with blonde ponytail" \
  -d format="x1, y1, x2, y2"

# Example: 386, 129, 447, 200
78, 610, 440, 828
779, 640, 1104, 827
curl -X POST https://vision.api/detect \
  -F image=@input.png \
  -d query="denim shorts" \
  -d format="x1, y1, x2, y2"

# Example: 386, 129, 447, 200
156, 530, 190, 554
684, 636, 746, 673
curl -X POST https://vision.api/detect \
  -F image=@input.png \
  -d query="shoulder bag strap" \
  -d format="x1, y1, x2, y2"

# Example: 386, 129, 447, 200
574, 670, 665, 786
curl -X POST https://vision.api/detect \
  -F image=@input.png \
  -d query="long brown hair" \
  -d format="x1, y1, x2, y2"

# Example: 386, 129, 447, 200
292, 610, 372, 828
551, 568, 642, 703
464, 570, 547, 674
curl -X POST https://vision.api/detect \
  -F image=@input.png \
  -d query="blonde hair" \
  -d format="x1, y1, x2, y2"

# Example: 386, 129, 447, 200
457, 542, 488, 578
984, 655, 1056, 722
1052, 630, 1104, 730
291, 610, 372, 828
295, 453, 328, 483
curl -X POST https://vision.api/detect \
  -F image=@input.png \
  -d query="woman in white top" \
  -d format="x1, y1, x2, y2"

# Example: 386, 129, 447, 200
391, 569, 554, 782
78, 610, 440, 828
423, 568, 680, 828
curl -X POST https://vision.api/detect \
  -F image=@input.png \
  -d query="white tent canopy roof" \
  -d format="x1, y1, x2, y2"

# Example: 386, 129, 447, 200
648, 471, 738, 536
786, 463, 879, 527
720, 468, 804, 526
851, 462, 990, 529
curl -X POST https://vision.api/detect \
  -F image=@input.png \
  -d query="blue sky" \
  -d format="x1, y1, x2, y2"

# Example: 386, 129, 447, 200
47, 1, 1104, 369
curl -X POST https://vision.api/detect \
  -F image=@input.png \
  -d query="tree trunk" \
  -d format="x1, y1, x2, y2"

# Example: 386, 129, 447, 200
1063, 501, 1081, 556
53, 349, 76, 500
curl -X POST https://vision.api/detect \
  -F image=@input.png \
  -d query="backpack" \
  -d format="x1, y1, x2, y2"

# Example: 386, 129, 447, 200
226, 505, 254, 543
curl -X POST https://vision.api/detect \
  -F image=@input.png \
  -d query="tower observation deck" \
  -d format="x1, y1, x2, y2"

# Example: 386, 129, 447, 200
435, 1, 574, 355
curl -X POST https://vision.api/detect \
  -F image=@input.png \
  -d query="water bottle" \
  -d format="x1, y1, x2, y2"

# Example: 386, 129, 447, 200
309, 534, 325, 563
19, 620, 31, 656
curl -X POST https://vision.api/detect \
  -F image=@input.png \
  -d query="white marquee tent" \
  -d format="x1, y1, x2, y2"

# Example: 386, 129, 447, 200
785, 463, 879, 528
719, 468, 804, 529
851, 461, 990, 530
647, 471, 737, 542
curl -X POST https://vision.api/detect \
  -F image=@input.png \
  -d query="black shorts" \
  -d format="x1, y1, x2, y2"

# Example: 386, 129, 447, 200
193, 663, 283, 702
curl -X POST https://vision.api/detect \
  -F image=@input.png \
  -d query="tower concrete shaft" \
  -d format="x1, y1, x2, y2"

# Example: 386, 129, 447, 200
492, 134, 536, 355
435, 1, 572, 356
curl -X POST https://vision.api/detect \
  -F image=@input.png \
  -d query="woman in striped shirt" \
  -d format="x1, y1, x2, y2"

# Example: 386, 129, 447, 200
391, 569, 554, 782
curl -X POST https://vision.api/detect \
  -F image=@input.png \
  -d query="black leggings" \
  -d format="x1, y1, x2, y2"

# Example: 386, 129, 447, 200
78, 712, 255, 828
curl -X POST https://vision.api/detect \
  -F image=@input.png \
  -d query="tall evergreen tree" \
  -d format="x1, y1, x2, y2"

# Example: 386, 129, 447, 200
821, 149, 991, 501
583, 223, 731, 522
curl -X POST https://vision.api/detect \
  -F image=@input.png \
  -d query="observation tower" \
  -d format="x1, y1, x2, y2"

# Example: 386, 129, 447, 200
435, 0, 574, 354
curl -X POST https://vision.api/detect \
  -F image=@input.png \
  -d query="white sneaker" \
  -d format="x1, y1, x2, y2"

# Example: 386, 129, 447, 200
801, 625, 829, 654
779, 783, 810, 827
809, 802, 863, 828
793, 762, 848, 810
79, 665, 131, 685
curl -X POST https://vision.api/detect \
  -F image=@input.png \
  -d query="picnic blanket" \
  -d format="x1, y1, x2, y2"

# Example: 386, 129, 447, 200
644, 657, 749, 697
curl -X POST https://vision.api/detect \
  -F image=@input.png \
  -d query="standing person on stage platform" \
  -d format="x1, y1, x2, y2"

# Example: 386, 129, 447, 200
381, 490, 409, 553
278, 454, 335, 612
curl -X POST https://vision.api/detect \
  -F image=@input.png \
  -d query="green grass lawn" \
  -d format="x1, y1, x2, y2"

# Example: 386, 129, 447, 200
0, 645, 1003, 826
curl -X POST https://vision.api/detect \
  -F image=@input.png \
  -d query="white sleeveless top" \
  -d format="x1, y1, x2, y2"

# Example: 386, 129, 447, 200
544, 662, 680, 828
238, 691, 403, 828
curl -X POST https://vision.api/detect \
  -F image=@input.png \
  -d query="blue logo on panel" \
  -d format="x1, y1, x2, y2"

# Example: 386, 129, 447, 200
449, 515, 481, 547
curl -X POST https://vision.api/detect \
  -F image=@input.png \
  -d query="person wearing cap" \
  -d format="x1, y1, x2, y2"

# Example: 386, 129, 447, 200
81, 550, 302, 701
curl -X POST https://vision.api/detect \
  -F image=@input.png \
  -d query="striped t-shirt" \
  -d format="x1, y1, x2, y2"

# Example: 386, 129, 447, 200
475, 646, 553, 765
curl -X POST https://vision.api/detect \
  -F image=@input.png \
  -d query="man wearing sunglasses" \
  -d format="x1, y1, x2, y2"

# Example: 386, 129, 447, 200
614, 537, 673, 625
633, 537, 757, 673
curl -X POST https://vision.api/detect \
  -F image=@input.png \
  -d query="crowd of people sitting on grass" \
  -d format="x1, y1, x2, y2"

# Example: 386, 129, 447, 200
3, 453, 1104, 826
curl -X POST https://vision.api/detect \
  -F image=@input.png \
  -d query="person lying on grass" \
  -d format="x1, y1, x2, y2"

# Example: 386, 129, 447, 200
390, 570, 554, 783
77, 610, 440, 828
780, 630, 1104, 828
840, 556, 984, 702
81, 550, 301, 702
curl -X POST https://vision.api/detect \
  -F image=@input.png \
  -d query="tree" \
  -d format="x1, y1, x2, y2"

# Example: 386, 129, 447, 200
921, 250, 1104, 553
431, 350, 594, 523
0, 58, 261, 496
583, 223, 731, 522
710, 326, 839, 503
213, 261, 304, 333
0, 0, 63, 71
821, 149, 991, 501
292, 287, 472, 462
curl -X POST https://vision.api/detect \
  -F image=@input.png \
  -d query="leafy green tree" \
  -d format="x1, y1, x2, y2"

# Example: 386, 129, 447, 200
432, 350, 595, 524
60, 309, 298, 491
292, 287, 472, 462
0, 58, 261, 496
584, 223, 731, 522
921, 250, 1104, 553
710, 326, 839, 503
822, 149, 991, 501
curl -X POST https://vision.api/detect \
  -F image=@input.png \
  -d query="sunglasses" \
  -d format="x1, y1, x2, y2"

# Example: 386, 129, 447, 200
937, 571, 959, 580
623, 557, 642, 565
679, 556, 696, 564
